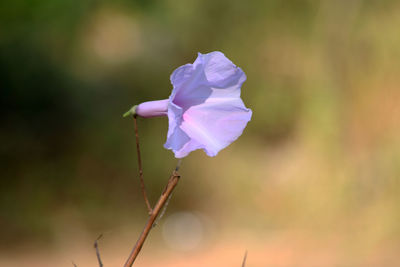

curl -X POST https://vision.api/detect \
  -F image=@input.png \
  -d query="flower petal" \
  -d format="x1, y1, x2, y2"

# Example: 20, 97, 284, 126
170, 52, 246, 109
163, 101, 203, 158
198, 51, 246, 90
165, 101, 184, 147
180, 98, 252, 157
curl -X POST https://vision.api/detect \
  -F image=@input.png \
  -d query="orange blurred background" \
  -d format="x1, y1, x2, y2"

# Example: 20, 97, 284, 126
1, 0, 400, 266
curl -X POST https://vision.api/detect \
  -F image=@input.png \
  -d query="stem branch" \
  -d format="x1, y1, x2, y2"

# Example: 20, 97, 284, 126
123, 170, 181, 267
133, 115, 152, 214
94, 234, 104, 267
241, 250, 248, 267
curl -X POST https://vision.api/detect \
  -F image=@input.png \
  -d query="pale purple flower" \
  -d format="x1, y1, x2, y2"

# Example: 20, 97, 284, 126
127, 51, 252, 158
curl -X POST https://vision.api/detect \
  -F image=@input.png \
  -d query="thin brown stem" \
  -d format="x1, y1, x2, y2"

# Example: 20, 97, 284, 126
133, 115, 152, 214
124, 170, 181, 267
94, 234, 104, 267
152, 192, 172, 228
241, 250, 248, 267
153, 159, 182, 228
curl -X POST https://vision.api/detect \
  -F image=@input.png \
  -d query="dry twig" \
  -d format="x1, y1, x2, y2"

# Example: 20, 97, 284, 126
94, 234, 104, 267
241, 250, 248, 267
153, 159, 182, 228
133, 115, 152, 214
124, 169, 181, 267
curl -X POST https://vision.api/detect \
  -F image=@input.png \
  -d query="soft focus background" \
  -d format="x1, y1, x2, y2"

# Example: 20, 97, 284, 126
1, 0, 400, 266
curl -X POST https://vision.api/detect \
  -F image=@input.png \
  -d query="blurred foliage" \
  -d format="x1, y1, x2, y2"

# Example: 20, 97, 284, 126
1, 0, 400, 264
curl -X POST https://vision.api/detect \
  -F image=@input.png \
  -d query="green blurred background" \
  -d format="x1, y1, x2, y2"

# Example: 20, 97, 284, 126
1, 0, 400, 266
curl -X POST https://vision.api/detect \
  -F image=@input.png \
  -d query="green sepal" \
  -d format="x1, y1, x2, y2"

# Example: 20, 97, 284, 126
123, 105, 138, 118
